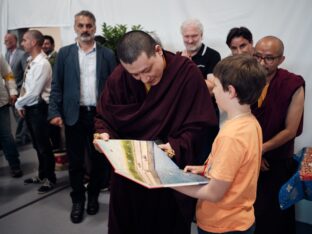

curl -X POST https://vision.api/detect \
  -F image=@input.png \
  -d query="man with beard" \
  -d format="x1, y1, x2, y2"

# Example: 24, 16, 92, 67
252, 36, 305, 234
42, 35, 62, 152
178, 18, 220, 164
94, 30, 218, 234
178, 18, 221, 76
42, 35, 58, 68
48, 10, 116, 223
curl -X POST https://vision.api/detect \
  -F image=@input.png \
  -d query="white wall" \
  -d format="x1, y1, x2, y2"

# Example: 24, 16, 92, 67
1, 0, 312, 224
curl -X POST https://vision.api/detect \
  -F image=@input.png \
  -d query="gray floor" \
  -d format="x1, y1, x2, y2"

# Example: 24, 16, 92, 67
0, 145, 198, 234
0, 146, 110, 234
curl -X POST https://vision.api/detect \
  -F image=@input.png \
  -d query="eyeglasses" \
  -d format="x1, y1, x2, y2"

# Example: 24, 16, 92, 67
253, 54, 281, 65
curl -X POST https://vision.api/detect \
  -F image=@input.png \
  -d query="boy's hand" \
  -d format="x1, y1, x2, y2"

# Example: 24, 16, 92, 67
184, 165, 205, 174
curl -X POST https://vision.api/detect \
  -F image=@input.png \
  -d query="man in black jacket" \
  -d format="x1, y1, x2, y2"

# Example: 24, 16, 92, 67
48, 10, 116, 224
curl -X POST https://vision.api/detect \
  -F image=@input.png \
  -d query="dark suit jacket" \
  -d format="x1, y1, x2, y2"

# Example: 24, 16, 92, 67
5, 48, 28, 90
48, 43, 116, 126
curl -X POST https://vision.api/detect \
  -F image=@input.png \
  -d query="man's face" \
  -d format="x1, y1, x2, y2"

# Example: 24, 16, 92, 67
229, 36, 253, 55
74, 15, 96, 43
4, 34, 17, 50
21, 32, 34, 53
182, 25, 202, 52
254, 39, 284, 76
121, 45, 165, 86
42, 39, 54, 55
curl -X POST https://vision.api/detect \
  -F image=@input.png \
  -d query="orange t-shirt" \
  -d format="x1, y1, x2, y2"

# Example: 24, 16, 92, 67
196, 114, 262, 233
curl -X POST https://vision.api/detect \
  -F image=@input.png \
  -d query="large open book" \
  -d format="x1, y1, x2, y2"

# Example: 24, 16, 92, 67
95, 139, 209, 189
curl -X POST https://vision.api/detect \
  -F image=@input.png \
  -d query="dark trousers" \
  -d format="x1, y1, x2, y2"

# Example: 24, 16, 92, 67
0, 104, 20, 169
49, 124, 62, 150
12, 105, 31, 144
65, 107, 110, 203
254, 158, 297, 234
25, 102, 56, 183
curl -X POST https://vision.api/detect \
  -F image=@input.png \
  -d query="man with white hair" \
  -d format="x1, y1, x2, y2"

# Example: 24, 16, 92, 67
179, 18, 221, 76
179, 18, 220, 164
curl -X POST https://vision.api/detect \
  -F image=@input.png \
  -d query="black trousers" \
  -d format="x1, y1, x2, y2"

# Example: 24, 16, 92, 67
25, 102, 56, 183
65, 107, 110, 203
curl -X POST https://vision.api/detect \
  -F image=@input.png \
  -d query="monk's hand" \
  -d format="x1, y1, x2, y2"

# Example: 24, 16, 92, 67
158, 142, 175, 158
93, 132, 110, 152
260, 158, 270, 171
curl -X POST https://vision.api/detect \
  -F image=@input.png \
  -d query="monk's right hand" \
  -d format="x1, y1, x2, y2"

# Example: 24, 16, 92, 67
93, 132, 110, 152
50, 117, 63, 127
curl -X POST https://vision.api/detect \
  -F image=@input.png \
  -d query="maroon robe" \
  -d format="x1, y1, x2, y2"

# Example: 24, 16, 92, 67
95, 51, 218, 234
251, 68, 305, 234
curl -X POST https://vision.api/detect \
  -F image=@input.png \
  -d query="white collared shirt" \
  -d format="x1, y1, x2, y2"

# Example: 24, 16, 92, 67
15, 52, 52, 110
77, 42, 97, 106
7, 48, 16, 66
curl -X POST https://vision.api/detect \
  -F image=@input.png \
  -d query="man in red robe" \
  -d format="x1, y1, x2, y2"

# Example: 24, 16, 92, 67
252, 36, 305, 234
94, 31, 218, 234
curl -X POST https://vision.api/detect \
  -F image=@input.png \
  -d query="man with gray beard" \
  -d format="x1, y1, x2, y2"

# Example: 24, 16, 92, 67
48, 10, 116, 224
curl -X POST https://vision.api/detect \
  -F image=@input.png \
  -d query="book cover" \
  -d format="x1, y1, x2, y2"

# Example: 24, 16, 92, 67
95, 139, 209, 189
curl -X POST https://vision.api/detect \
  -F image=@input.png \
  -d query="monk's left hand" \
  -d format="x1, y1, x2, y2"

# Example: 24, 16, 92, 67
158, 142, 175, 158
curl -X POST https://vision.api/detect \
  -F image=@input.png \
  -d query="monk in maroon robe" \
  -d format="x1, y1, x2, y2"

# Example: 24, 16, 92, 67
94, 31, 218, 234
252, 36, 305, 234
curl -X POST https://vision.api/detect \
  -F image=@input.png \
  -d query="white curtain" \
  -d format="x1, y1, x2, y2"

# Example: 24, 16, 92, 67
0, 0, 9, 53
7, 0, 71, 29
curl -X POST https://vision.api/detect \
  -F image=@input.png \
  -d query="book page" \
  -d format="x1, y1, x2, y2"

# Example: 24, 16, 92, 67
95, 139, 209, 188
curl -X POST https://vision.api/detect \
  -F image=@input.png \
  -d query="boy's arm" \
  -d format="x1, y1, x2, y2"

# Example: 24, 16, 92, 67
173, 178, 231, 203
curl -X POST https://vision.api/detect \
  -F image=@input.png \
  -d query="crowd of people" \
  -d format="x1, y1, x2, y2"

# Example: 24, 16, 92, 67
0, 10, 305, 234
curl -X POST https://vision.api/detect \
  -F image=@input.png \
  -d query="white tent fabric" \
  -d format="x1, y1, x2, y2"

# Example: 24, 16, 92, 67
7, 0, 71, 29
1, 0, 312, 223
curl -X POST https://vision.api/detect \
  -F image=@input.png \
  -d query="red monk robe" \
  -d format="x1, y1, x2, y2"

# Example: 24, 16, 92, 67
95, 51, 218, 234
252, 68, 305, 234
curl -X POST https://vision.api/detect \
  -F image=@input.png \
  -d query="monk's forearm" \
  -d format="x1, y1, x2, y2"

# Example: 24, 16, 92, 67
263, 129, 295, 154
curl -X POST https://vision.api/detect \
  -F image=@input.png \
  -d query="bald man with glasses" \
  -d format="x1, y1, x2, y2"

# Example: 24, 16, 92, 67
251, 36, 305, 234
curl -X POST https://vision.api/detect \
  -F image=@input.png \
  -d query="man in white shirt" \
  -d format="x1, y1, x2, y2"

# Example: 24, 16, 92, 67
15, 30, 56, 194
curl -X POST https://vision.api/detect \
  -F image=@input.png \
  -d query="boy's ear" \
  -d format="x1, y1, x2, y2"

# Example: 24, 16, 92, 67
228, 85, 237, 99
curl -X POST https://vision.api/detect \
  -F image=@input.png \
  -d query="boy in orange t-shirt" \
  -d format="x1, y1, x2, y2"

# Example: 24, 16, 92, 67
174, 55, 266, 234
